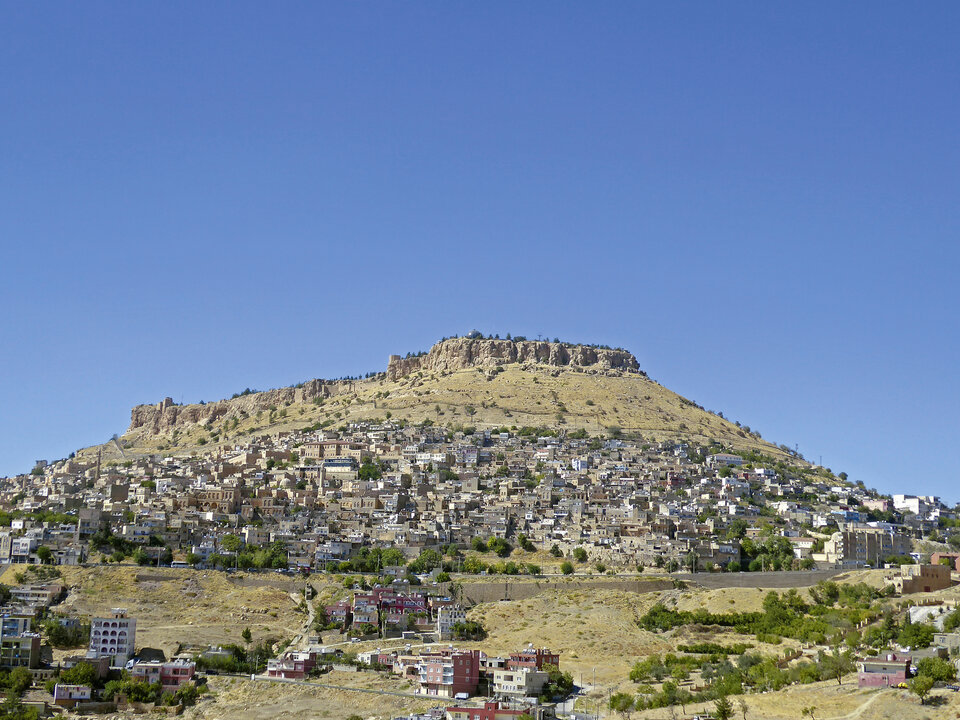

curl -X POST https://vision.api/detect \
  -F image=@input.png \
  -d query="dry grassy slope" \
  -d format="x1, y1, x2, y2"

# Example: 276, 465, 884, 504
183, 673, 435, 720
84, 363, 792, 463
461, 587, 789, 687
1, 565, 326, 659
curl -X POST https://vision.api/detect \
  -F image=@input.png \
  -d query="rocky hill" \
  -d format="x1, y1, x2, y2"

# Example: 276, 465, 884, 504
128, 379, 358, 435
97, 336, 794, 462
385, 337, 639, 380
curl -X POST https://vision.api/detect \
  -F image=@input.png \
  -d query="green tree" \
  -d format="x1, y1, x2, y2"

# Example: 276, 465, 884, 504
358, 458, 382, 481
0, 696, 39, 720
221, 534, 243, 553
241, 627, 252, 644
715, 694, 733, 720
609, 692, 635, 718
59, 661, 100, 688
560, 561, 574, 575
909, 674, 934, 704
819, 649, 854, 685
573, 547, 588, 563
8, 667, 32, 695
35, 546, 52, 564
917, 656, 956, 682
408, 549, 444, 574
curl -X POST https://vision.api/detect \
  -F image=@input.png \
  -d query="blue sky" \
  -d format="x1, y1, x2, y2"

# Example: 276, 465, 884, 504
1, 4, 958, 500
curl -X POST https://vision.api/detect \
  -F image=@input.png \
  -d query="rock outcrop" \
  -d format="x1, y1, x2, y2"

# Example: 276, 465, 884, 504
386, 337, 640, 381
129, 337, 640, 435
128, 379, 357, 435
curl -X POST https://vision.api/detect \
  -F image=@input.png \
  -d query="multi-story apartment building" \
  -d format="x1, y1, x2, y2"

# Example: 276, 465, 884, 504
818, 526, 911, 568
129, 659, 196, 690
418, 648, 483, 698
88, 609, 136, 666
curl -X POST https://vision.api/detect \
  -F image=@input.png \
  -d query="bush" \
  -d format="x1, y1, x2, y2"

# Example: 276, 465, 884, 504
451, 621, 487, 641
43, 619, 90, 648
561, 561, 574, 575
917, 656, 956, 682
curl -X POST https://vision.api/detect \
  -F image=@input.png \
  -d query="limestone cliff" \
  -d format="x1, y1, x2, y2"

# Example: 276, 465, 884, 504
386, 337, 640, 381
128, 379, 357, 434
128, 337, 640, 436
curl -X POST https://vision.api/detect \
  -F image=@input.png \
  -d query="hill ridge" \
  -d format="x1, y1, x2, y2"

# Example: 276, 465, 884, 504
105, 336, 796, 464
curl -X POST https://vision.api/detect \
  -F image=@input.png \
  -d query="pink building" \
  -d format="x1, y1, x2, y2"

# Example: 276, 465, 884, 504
266, 651, 318, 679
324, 602, 352, 627
858, 653, 911, 688
129, 659, 196, 691
507, 647, 559, 671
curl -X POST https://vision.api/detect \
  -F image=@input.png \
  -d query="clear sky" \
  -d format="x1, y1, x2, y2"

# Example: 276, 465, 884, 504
1, 4, 958, 500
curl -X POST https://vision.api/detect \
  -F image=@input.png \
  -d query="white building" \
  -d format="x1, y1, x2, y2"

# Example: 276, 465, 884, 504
492, 666, 549, 698
436, 605, 466, 640
88, 609, 136, 666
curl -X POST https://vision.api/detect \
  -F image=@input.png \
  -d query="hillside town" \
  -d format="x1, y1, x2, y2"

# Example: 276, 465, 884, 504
0, 421, 959, 716
3, 422, 946, 575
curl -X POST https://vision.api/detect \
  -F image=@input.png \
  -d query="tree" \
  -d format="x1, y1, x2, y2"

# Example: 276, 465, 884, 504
35, 546, 52, 565
801, 707, 817, 720
540, 664, 574, 699
59, 661, 99, 688
549, 544, 563, 557
917, 656, 956, 682
609, 692, 635, 718
738, 696, 749, 720
573, 547, 588, 563
358, 458, 382, 481
909, 674, 934, 704
560, 561, 574, 575
408, 549, 443, 574
241, 627, 252, 644
451, 621, 487, 641
186, 552, 201, 566
8, 667, 32, 695
221, 534, 243, 553
715, 694, 733, 720
819, 648, 854, 685
0, 696, 38, 720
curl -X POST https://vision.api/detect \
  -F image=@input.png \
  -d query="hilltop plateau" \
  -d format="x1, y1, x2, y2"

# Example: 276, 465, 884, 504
82, 336, 794, 463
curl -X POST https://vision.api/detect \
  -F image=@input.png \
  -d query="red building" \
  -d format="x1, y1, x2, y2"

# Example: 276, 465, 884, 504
507, 647, 559, 671
418, 648, 483, 698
